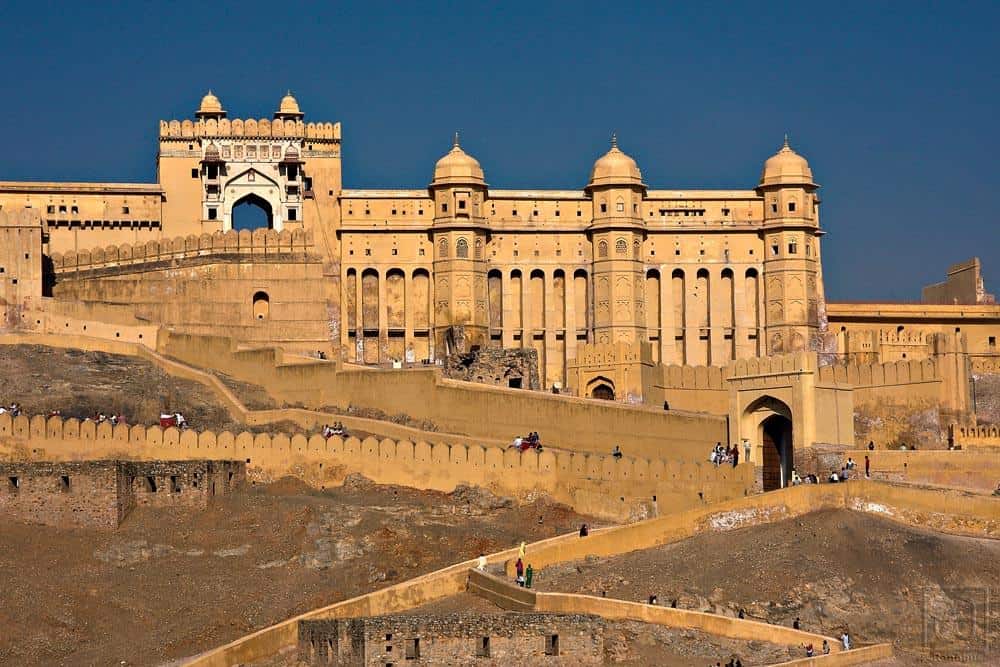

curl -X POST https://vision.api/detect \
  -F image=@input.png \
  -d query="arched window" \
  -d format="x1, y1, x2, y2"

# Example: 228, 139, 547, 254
474, 238, 483, 259
252, 291, 270, 320
598, 240, 608, 258
616, 197, 625, 213
633, 239, 641, 258
615, 238, 627, 255
438, 238, 448, 258
456, 238, 469, 258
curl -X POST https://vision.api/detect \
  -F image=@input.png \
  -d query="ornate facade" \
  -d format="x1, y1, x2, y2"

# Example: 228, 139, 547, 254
2, 92, 997, 397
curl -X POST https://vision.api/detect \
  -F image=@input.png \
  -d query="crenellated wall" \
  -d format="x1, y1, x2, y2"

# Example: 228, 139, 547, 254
158, 117, 339, 140
0, 413, 753, 521
50, 228, 316, 275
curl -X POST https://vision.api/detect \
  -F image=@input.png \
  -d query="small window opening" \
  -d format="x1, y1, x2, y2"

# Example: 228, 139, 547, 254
287, 208, 297, 221
788, 241, 798, 254
600, 203, 607, 213
208, 207, 217, 220
170, 475, 181, 493
8, 476, 19, 492
145, 476, 157, 492
442, 203, 448, 213
405, 638, 420, 659
477, 637, 491, 657
771, 243, 779, 256
788, 201, 796, 212
616, 201, 624, 212
545, 634, 560, 656
253, 291, 270, 320
989, 336, 996, 348
771, 203, 778, 213
60, 475, 71, 492
191, 168, 199, 178
458, 199, 466, 210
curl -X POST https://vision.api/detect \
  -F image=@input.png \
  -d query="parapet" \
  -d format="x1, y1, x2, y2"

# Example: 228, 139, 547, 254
158, 118, 340, 141
51, 227, 316, 274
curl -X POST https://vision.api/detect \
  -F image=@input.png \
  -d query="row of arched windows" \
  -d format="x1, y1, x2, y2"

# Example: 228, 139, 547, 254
437, 237, 483, 259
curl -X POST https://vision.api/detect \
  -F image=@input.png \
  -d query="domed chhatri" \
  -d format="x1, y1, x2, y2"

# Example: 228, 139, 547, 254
759, 136, 814, 187
196, 90, 225, 117
431, 133, 486, 186
275, 91, 304, 119
587, 133, 644, 191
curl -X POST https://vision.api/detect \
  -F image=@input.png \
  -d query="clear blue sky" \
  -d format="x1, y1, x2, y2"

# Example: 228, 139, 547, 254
1, 1, 996, 301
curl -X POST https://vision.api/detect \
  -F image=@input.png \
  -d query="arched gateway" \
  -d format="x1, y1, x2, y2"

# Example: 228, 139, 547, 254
742, 395, 794, 492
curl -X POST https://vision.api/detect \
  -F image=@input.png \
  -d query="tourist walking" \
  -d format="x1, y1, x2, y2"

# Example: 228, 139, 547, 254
525, 564, 533, 588
515, 558, 525, 586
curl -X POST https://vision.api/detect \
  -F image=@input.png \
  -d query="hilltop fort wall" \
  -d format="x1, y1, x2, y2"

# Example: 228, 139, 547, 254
0, 413, 752, 521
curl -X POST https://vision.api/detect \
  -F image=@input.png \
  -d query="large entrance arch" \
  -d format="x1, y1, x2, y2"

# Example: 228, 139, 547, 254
741, 395, 794, 492
761, 414, 793, 491
231, 193, 274, 230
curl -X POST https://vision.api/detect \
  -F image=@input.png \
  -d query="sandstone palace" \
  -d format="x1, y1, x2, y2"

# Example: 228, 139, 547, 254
2, 92, 999, 490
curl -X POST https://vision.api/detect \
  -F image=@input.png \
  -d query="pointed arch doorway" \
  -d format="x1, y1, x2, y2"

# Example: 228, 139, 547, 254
742, 395, 794, 492
761, 413, 793, 491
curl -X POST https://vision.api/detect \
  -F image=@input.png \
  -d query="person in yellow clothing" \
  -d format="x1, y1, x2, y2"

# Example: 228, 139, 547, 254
518, 541, 526, 559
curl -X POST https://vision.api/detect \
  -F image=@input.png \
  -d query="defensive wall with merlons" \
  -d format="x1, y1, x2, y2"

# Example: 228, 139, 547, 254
0, 413, 752, 521
177, 480, 1000, 667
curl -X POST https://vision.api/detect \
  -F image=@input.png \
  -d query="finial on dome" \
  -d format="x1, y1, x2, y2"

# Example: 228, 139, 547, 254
611, 131, 618, 149
783, 134, 790, 150
453, 131, 460, 148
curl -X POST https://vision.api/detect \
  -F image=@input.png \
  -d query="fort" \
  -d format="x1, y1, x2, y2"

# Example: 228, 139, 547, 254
1, 91, 999, 666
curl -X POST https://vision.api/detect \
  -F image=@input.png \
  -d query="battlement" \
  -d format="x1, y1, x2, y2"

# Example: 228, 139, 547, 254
158, 118, 340, 141
50, 228, 316, 274
816, 357, 938, 387
0, 412, 752, 521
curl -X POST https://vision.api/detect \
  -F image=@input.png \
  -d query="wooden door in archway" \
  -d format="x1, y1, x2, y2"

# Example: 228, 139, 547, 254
762, 427, 782, 491
591, 384, 615, 400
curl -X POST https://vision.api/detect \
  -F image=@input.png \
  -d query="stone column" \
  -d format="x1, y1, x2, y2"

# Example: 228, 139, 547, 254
403, 271, 414, 364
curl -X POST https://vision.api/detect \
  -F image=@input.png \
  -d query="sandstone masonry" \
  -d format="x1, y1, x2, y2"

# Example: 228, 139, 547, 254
298, 612, 605, 666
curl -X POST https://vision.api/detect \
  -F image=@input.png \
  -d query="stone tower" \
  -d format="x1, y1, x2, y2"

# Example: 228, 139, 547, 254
429, 135, 490, 354
758, 138, 824, 353
586, 135, 648, 345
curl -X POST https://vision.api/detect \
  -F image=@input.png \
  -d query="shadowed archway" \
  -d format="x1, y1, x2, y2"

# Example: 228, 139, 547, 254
231, 193, 273, 230
761, 413, 793, 491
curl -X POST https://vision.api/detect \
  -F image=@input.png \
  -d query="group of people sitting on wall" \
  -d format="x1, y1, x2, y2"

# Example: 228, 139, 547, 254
790, 457, 857, 485
509, 432, 543, 452
93, 412, 127, 426
0, 402, 22, 417
322, 422, 348, 438
709, 443, 740, 467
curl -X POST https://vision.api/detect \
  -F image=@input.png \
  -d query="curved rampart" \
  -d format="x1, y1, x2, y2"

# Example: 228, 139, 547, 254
504, 480, 999, 575
160, 330, 730, 460
180, 481, 968, 667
